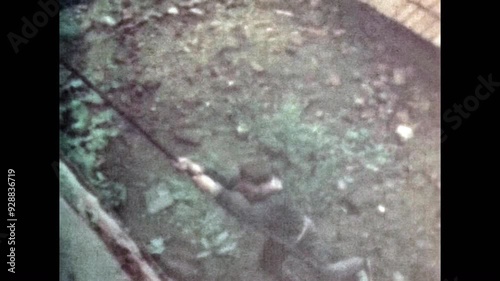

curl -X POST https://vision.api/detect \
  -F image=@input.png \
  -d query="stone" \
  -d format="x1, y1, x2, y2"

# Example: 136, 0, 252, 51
393, 68, 406, 85
310, 0, 322, 8
327, 72, 342, 86
354, 97, 365, 107
250, 61, 265, 73
393, 271, 406, 281
332, 29, 346, 37
145, 182, 174, 214
395, 110, 410, 123
189, 8, 204, 16
396, 125, 414, 141
314, 110, 324, 118
377, 204, 386, 213
100, 15, 117, 27
337, 179, 347, 190
167, 6, 179, 15
236, 123, 250, 138
274, 10, 294, 17
148, 237, 166, 254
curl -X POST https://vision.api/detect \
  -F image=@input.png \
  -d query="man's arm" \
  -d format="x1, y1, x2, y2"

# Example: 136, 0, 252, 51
174, 157, 372, 281
174, 157, 300, 237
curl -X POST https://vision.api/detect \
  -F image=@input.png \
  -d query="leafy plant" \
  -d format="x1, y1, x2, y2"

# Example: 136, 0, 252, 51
246, 101, 392, 215
60, 78, 124, 209
195, 212, 239, 259
158, 172, 240, 259
166, 202, 240, 259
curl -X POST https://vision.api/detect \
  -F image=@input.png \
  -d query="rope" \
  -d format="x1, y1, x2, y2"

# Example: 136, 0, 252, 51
60, 60, 178, 162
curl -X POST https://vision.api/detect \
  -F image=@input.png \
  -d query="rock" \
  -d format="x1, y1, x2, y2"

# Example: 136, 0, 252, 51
310, 0, 322, 8
377, 204, 386, 213
236, 123, 250, 139
314, 110, 324, 118
274, 10, 294, 17
189, 8, 204, 16
354, 97, 365, 107
337, 179, 347, 190
100, 15, 117, 27
179, 0, 204, 8
143, 10, 163, 21
167, 6, 179, 15
327, 72, 342, 86
376, 91, 389, 103
352, 70, 363, 81
250, 61, 265, 73
332, 28, 346, 37
396, 125, 414, 141
395, 110, 410, 123
393, 271, 406, 281
145, 182, 174, 214
147, 237, 166, 254
393, 68, 406, 85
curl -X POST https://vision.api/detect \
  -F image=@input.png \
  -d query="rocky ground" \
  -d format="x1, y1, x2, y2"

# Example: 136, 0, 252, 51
60, 0, 440, 280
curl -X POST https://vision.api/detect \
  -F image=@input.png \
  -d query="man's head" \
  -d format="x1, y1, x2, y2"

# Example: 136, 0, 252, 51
236, 161, 283, 202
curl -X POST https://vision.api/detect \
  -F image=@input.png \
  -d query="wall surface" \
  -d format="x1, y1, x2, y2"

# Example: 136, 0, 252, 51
60, 198, 130, 281
359, 0, 440, 46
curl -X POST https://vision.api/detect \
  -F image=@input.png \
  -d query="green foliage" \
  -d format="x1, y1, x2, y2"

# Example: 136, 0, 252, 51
60, 79, 123, 209
250, 102, 334, 166
247, 101, 392, 215
60, 9, 82, 40
161, 173, 240, 259
195, 213, 239, 258
168, 203, 240, 259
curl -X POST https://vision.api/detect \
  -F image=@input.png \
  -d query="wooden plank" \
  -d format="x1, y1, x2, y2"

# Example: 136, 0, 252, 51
60, 160, 172, 281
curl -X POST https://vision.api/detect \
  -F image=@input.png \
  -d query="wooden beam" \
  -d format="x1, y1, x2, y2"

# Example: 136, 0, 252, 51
60, 160, 173, 281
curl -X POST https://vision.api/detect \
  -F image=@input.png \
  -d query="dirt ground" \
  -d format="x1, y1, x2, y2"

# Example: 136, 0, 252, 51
61, 1, 440, 280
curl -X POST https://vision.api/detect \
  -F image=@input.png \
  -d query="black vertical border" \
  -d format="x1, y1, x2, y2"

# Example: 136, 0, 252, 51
2, 0, 499, 280
3, 0, 59, 280
442, 0, 499, 280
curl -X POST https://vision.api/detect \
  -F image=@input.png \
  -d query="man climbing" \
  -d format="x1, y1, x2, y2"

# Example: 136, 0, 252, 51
174, 157, 372, 281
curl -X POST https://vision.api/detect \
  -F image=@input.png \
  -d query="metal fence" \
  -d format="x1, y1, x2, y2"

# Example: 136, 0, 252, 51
360, 0, 440, 47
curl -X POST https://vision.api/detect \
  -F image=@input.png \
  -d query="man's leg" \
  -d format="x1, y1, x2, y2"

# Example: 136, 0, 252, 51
260, 238, 289, 279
